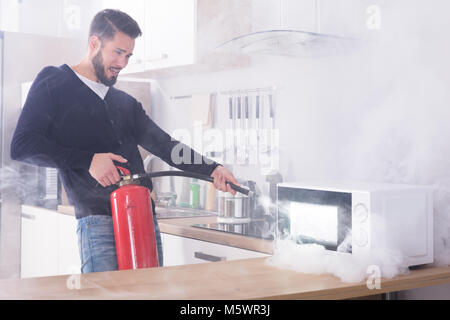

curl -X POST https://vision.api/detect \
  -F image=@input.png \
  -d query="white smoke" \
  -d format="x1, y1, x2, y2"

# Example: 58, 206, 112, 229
264, 0, 450, 282
267, 240, 409, 283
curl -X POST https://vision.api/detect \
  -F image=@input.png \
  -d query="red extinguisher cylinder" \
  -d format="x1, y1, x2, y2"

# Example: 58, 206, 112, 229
111, 184, 159, 270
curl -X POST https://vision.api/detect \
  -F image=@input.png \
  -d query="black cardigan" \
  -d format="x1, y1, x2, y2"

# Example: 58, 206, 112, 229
11, 64, 219, 219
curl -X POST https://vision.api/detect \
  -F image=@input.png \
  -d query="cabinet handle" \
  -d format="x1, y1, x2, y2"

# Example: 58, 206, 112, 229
21, 213, 35, 220
146, 53, 168, 62
194, 251, 226, 262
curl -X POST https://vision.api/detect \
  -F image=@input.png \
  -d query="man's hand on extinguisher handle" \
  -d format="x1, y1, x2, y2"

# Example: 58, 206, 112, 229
89, 153, 128, 187
210, 165, 239, 196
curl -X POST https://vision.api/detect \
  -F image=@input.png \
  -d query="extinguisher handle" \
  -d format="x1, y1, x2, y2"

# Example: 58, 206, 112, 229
128, 171, 252, 196
223, 180, 252, 197
203, 177, 252, 197
116, 165, 131, 176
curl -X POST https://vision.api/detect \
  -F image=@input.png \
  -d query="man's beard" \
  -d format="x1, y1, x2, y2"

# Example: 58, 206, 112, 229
92, 50, 117, 87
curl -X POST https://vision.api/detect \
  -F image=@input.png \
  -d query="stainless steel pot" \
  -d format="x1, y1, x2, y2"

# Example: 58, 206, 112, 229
217, 191, 250, 219
233, 193, 250, 219
225, 196, 235, 218
217, 191, 226, 217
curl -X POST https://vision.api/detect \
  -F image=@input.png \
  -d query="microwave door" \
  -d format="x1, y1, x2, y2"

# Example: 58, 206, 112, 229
277, 187, 352, 252
290, 202, 339, 249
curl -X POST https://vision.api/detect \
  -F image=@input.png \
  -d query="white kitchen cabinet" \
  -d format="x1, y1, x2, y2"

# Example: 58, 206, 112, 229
100, 0, 145, 74
144, 0, 196, 70
57, 213, 81, 275
161, 233, 269, 266
112, 0, 196, 74
20, 206, 59, 278
21, 206, 80, 278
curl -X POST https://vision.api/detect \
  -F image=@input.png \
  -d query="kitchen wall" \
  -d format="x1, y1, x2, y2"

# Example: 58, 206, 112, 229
144, 44, 372, 205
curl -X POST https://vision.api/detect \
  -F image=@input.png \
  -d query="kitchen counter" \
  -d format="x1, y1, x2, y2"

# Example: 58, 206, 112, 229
13, 205, 450, 300
1, 257, 449, 300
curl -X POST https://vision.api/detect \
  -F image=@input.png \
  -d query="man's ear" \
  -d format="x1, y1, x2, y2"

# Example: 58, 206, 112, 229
89, 35, 101, 52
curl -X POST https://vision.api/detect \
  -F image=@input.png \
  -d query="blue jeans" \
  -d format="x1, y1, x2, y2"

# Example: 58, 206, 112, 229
77, 213, 163, 273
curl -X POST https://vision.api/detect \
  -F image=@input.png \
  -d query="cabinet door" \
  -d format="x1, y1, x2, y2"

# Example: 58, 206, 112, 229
101, 0, 147, 74
57, 213, 80, 275
144, 0, 196, 69
162, 233, 269, 266
20, 213, 36, 278
20, 207, 58, 278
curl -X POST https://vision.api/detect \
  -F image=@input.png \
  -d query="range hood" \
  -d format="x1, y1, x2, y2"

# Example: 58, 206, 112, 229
215, 0, 357, 57
216, 29, 356, 57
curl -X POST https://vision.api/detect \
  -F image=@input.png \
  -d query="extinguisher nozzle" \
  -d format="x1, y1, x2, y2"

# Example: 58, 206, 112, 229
227, 182, 252, 197
116, 171, 254, 197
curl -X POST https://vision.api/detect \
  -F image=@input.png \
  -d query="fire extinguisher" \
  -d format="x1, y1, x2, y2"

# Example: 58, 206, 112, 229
110, 166, 159, 270
110, 166, 252, 271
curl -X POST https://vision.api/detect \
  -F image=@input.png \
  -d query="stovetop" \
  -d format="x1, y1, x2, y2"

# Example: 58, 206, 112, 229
192, 219, 275, 240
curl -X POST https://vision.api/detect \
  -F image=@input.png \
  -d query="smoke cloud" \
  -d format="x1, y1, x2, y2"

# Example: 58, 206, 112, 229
267, 240, 409, 283
263, 0, 450, 283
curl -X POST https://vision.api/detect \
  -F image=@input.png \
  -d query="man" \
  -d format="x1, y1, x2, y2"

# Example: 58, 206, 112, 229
10, 9, 238, 273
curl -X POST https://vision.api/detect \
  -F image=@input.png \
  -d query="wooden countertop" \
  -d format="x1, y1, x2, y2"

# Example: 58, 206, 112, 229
1, 257, 449, 300
14, 206, 450, 300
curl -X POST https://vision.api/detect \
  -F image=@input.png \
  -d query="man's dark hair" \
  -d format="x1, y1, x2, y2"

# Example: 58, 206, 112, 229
89, 9, 142, 42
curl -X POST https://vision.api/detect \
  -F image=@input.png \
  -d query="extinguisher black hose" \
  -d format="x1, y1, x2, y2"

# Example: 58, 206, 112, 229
134, 171, 251, 196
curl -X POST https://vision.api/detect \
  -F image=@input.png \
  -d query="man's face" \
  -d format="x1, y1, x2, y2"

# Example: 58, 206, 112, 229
91, 31, 135, 86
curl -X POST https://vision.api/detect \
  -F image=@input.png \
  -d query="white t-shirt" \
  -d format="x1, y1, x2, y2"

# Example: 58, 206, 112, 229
74, 71, 110, 100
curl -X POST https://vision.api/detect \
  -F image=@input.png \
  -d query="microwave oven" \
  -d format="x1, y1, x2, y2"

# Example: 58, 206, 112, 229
277, 181, 434, 267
